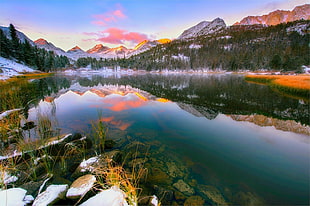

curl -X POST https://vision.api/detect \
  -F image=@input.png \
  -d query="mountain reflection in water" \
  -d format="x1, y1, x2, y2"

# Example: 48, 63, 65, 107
3, 73, 308, 205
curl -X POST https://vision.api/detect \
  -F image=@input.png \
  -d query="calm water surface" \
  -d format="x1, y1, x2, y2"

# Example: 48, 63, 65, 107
21, 74, 310, 205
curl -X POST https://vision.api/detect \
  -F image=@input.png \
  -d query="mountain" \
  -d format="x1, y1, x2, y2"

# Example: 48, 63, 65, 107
86, 44, 110, 54
127, 39, 171, 57
34, 38, 67, 56
178, 18, 226, 39
0, 26, 34, 46
66, 46, 95, 60
101, 46, 129, 58
234, 4, 310, 26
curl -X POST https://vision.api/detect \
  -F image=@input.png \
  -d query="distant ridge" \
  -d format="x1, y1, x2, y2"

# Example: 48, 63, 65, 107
234, 4, 310, 26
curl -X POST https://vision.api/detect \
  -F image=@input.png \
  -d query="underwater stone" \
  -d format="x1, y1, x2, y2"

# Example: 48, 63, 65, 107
173, 179, 194, 196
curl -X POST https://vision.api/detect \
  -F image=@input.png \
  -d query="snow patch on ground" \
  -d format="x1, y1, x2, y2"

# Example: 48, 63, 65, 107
0, 57, 35, 80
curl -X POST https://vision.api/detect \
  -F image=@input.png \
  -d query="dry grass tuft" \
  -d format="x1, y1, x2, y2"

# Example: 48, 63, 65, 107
245, 74, 310, 99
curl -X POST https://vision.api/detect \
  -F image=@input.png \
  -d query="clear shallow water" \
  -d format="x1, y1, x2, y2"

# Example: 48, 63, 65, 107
20, 74, 310, 204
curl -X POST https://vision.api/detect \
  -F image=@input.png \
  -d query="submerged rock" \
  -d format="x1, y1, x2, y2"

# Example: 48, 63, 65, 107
0, 188, 27, 206
173, 179, 195, 196
66, 174, 96, 199
184, 195, 205, 206
104, 139, 116, 149
33, 184, 68, 206
80, 185, 128, 206
198, 185, 227, 206
153, 185, 174, 205
233, 191, 264, 206
166, 161, 185, 178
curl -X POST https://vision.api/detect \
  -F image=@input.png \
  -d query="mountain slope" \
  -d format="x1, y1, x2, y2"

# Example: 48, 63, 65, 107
178, 18, 226, 39
86, 44, 110, 54
34, 38, 67, 56
0, 26, 34, 46
234, 4, 310, 25
128, 39, 171, 57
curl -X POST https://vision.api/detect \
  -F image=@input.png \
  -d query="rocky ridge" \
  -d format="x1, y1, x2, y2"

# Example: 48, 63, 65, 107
178, 18, 226, 39
234, 4, 310, 25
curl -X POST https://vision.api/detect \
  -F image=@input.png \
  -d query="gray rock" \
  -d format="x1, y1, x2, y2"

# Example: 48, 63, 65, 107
173, 179, 194, 196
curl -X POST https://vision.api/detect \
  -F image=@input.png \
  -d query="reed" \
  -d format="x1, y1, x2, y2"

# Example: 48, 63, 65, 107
94, 161, 139, 206
245, 74, 310, 99
91, 111, 107, 153
14, 72, 54, 79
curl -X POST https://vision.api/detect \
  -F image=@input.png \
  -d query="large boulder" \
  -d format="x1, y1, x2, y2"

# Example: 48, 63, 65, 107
66, 174, 96, 199
80, 185, 128, 206
0, 188, 27, 206
32, 184, 68, 206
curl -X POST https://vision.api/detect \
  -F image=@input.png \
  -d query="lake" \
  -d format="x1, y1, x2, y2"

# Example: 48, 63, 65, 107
1, 73, 309, 205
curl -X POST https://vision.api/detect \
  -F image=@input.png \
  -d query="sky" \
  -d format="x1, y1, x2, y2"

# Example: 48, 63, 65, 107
0, 0, 308, 51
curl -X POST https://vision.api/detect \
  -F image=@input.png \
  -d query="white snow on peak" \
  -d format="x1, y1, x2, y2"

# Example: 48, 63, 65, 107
178, 18, 226, 39
34, 38, 67, 56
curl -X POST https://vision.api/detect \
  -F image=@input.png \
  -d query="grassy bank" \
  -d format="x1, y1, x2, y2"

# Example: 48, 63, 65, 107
245, 74, 310, 100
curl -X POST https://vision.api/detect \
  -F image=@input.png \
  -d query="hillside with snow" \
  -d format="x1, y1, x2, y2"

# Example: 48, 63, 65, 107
34, 38, 67, 56
0, 57, 35, 80
178, 18, 226, 39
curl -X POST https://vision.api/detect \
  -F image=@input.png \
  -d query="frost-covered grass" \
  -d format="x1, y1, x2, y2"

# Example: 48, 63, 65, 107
245, 74, 310, 99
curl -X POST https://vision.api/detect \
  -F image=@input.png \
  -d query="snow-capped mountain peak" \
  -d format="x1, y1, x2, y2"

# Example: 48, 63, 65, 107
178, 18, 226, 39
34, 38, 67, 56
68, 46, 83, 52
87, 44, 110, 54
34, 38, 48, 45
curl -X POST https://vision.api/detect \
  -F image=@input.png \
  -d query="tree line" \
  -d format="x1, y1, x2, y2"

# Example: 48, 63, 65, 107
78, 20, 309, 72
0, 24, 69, 72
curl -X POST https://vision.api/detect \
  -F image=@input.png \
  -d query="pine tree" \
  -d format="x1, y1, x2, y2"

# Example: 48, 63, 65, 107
0, 29, 11, 58
9, 24, 22, 60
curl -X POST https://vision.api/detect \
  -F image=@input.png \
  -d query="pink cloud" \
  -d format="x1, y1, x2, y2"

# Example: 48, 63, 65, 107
84, 27, 149, 45
113, 10, 126, 18
92, 9, 127, 26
